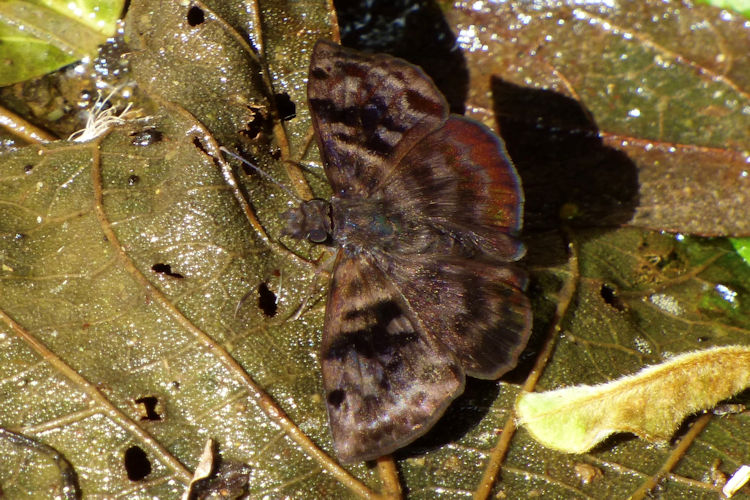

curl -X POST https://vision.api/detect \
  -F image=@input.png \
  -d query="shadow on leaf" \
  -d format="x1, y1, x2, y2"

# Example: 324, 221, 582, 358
492, 77, 639, 235
395, 378, 501, 459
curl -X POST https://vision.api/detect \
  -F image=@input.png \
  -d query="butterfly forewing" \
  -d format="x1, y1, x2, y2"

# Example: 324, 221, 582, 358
321, 252, 464, 463
307, 40, 449, 197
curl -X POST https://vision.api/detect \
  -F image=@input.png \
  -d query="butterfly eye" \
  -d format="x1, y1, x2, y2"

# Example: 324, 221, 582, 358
307, 229, 328, 243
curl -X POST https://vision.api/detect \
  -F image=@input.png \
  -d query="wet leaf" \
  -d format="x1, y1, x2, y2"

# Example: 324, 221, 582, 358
733, 237, 750, 267
0, 102, 377, 496
441, 0, 750, 237
0, 0, 377, 496
702, 0, 750, 18
0, 429, 79, 499
392, 226, 750, 499
1, 0, 749, 499
0, 0, 124, 85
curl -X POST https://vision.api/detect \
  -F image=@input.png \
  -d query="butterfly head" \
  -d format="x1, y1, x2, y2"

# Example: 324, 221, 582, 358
282, 199, 333, 244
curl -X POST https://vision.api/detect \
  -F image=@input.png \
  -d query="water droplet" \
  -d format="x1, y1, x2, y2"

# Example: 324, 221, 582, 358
649, 294, 684, 315
715, 284, 737, 304
633, 337, 653, 354
719, 10, 734, 22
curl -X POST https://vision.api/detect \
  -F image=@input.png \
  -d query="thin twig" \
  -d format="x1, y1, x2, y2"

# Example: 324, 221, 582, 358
0, 105, 57, 143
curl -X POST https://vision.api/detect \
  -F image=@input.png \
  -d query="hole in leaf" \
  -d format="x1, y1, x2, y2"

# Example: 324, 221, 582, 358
124, 446, 151, 481
151, 263, 185, 279
23, 164, 33, 174
242, 106, 267, 139
192, 136, 209, 155
187, 6, 205, 26
258, 282, 277, 317
127, 175, 140, 186
135, 396, 162, 421
274, 93, 296, 121
600, 283, 625, 311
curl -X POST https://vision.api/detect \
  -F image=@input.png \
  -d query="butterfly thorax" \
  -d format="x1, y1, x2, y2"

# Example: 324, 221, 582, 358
330, 196, 444, 256
281, 196, 445, 256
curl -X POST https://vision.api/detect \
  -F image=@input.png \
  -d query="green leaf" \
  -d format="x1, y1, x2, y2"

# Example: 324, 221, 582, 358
0, 0, 124, 85
699, 0, 750, 17
732, 238, 750, 267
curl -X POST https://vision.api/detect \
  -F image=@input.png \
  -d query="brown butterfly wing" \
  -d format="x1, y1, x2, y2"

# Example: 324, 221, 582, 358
308, 41, 531, 462
372, 115, 531, 378
383, 253, 532, 379
321, 251, 464, 463
379, 115, 526, 261
307, 40, 449, 197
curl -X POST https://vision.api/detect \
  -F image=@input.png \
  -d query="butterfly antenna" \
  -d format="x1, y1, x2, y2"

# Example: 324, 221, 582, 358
281, 158, 323, 173
220, 146, 302, 202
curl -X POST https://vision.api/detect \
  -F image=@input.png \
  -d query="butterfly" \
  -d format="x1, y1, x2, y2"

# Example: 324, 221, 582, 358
282, 40, 532, 463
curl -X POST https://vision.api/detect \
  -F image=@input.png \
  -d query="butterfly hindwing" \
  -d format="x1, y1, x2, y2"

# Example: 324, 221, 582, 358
383, 253, 532, 379
370, 115, 532, 377
321, 251, 465, 463
307, 40, 449, 197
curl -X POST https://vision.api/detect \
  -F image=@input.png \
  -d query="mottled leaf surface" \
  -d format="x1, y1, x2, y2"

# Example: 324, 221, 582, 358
0, 0, 749, 499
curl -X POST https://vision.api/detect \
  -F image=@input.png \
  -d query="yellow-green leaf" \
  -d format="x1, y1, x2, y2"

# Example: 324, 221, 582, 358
0, 0, 124, 85
516, 346, 750, 453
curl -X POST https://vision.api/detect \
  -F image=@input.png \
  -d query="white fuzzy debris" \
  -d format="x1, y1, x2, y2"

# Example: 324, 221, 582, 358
723, 465, 750, 498
69, 87, 136, 142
